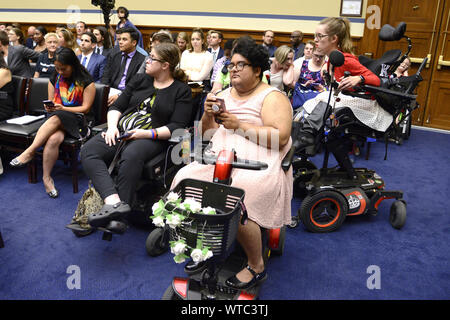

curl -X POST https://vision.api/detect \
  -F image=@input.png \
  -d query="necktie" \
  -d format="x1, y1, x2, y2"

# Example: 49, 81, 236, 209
81, 56, 87, 67
213, 51, 217, 63
96, 47, 101, 55
119, 54, 129, 76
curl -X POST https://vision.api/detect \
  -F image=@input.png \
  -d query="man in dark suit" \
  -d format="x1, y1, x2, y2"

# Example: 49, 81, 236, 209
291, 30, 305, 60
101, 27, 146, 106
0, 30, 40, 78
262, 30, 277, 57
207, 30, 224, 65
92, 26, 112, 59
78, 32, 106, 82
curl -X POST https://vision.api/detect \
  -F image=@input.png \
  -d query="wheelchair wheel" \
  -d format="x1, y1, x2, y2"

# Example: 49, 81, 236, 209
299, 190, 348, 233
145, 228, 169, 257
389, 200, 407, 230
162, 285, 182, 300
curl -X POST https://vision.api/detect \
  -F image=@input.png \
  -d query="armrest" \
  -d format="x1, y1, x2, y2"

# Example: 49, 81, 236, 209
92, 122, 107, 134
281, 145, 295, 172
362, 85, 417, 100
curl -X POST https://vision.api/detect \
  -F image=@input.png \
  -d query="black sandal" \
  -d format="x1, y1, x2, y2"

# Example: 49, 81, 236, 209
225, 265, 267, 290
88, 202, 131, 228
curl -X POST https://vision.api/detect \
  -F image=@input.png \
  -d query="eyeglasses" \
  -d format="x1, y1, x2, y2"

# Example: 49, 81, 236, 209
314, 33, 329, 40
148, 55, 165, 63
227, 61, 252, 72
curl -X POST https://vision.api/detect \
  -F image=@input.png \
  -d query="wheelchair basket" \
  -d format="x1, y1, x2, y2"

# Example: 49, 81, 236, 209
164, 178, 245, 261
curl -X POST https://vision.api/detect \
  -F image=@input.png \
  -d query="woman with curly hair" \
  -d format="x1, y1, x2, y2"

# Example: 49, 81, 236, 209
172, 36, 293, 289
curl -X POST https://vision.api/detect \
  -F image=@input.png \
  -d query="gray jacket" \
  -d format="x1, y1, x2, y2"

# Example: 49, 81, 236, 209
7, 45, 41, 78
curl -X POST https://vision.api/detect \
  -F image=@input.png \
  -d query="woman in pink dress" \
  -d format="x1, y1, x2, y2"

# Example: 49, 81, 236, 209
172, 37, 293, 289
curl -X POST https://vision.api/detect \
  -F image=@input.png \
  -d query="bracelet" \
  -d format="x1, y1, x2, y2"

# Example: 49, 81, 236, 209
150, 129, 158, 139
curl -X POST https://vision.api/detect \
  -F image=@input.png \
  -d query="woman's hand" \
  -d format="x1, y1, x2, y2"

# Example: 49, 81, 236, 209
125, 129, 149, 140
44, 103, 63, 113
101, 127, 120, 146
338, 75, 362, 91
203, 93, 220, 118
216, 112, 240, 130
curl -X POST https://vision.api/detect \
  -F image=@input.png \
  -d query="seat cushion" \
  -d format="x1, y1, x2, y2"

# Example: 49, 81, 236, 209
0, 119, 45, 136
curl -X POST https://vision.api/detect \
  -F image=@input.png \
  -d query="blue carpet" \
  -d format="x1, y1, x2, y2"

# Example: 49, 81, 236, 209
0, 127, 449, 300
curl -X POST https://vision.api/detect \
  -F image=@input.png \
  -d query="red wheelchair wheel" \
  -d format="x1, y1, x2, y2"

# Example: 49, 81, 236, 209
299, 190, 348, 233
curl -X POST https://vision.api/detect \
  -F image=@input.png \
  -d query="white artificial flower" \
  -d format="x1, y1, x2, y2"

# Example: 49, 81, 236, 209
171, 241, 187, 256
202, 206, 216, 215
203, 249, 213, 261
167, 192, 179, 203
182, 198, 202, 213
152, 202, 161, 214
152, 215, 165, 228
190, 248, 204, 263
166, 214, 182, 229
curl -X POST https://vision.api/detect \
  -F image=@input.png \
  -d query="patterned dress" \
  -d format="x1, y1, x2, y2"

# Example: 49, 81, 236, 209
292, 60, 326, 109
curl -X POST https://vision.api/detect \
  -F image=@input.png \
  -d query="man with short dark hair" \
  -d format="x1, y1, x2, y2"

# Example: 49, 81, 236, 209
76, 21, 87, 46
78, 32, 106, 82
262, 30, 277, 57
207, 30, 224, 65
101, 27, 146, 106
290, 30, 305, 60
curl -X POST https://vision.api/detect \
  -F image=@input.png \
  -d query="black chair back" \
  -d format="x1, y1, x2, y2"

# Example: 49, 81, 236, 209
25, 77, 50, 115
11, 75, 28, 116
92, 84, 110, 126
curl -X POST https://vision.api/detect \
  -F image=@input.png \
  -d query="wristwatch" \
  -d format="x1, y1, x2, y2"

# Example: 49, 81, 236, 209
359, 75, 365, 85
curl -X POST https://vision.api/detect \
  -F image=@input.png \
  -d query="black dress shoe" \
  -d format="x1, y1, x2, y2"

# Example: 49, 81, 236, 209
88, 202, 131, 228
184, 260, 207, 275
225, 265, 267, 290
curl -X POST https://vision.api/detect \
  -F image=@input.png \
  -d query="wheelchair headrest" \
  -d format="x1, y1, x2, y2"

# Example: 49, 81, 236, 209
379, 22, 407, 41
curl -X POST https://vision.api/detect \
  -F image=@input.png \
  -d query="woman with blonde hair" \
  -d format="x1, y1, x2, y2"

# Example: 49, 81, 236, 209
265, 45, 294, 91
57, 28, 81, 56
180, 28, 213, 82
295, 17, 392, 154
176, 31, 189, 53
34, 32, 59, 78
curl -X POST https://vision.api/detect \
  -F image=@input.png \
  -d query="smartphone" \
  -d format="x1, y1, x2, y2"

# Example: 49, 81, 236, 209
43, 100, 55, 107
212, 97, 226, 113
117, 131, 133, 140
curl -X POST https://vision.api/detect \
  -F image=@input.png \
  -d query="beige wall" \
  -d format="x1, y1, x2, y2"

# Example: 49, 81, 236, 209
1, 0, 367, 36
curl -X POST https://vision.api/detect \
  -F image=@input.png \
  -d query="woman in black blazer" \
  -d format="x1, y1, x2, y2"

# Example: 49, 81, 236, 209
81, 42, 193, 228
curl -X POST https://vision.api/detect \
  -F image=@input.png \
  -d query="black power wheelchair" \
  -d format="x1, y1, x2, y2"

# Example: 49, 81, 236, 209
67, 85, 207, 240
289, 22, 426, 232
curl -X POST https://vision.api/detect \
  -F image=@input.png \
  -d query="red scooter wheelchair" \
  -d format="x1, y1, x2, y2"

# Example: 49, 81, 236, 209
146, 146, 288, 300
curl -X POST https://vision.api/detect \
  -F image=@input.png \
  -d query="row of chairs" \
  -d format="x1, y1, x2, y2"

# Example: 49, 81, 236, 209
0, 75, 110, 193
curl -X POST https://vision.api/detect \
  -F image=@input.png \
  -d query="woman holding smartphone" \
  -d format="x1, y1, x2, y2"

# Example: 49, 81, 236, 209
10, 48, 95, 198
80, 43, 193, 228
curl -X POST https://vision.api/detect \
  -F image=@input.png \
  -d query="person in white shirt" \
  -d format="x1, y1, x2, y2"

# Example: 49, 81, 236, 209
180, 28, 214, 82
